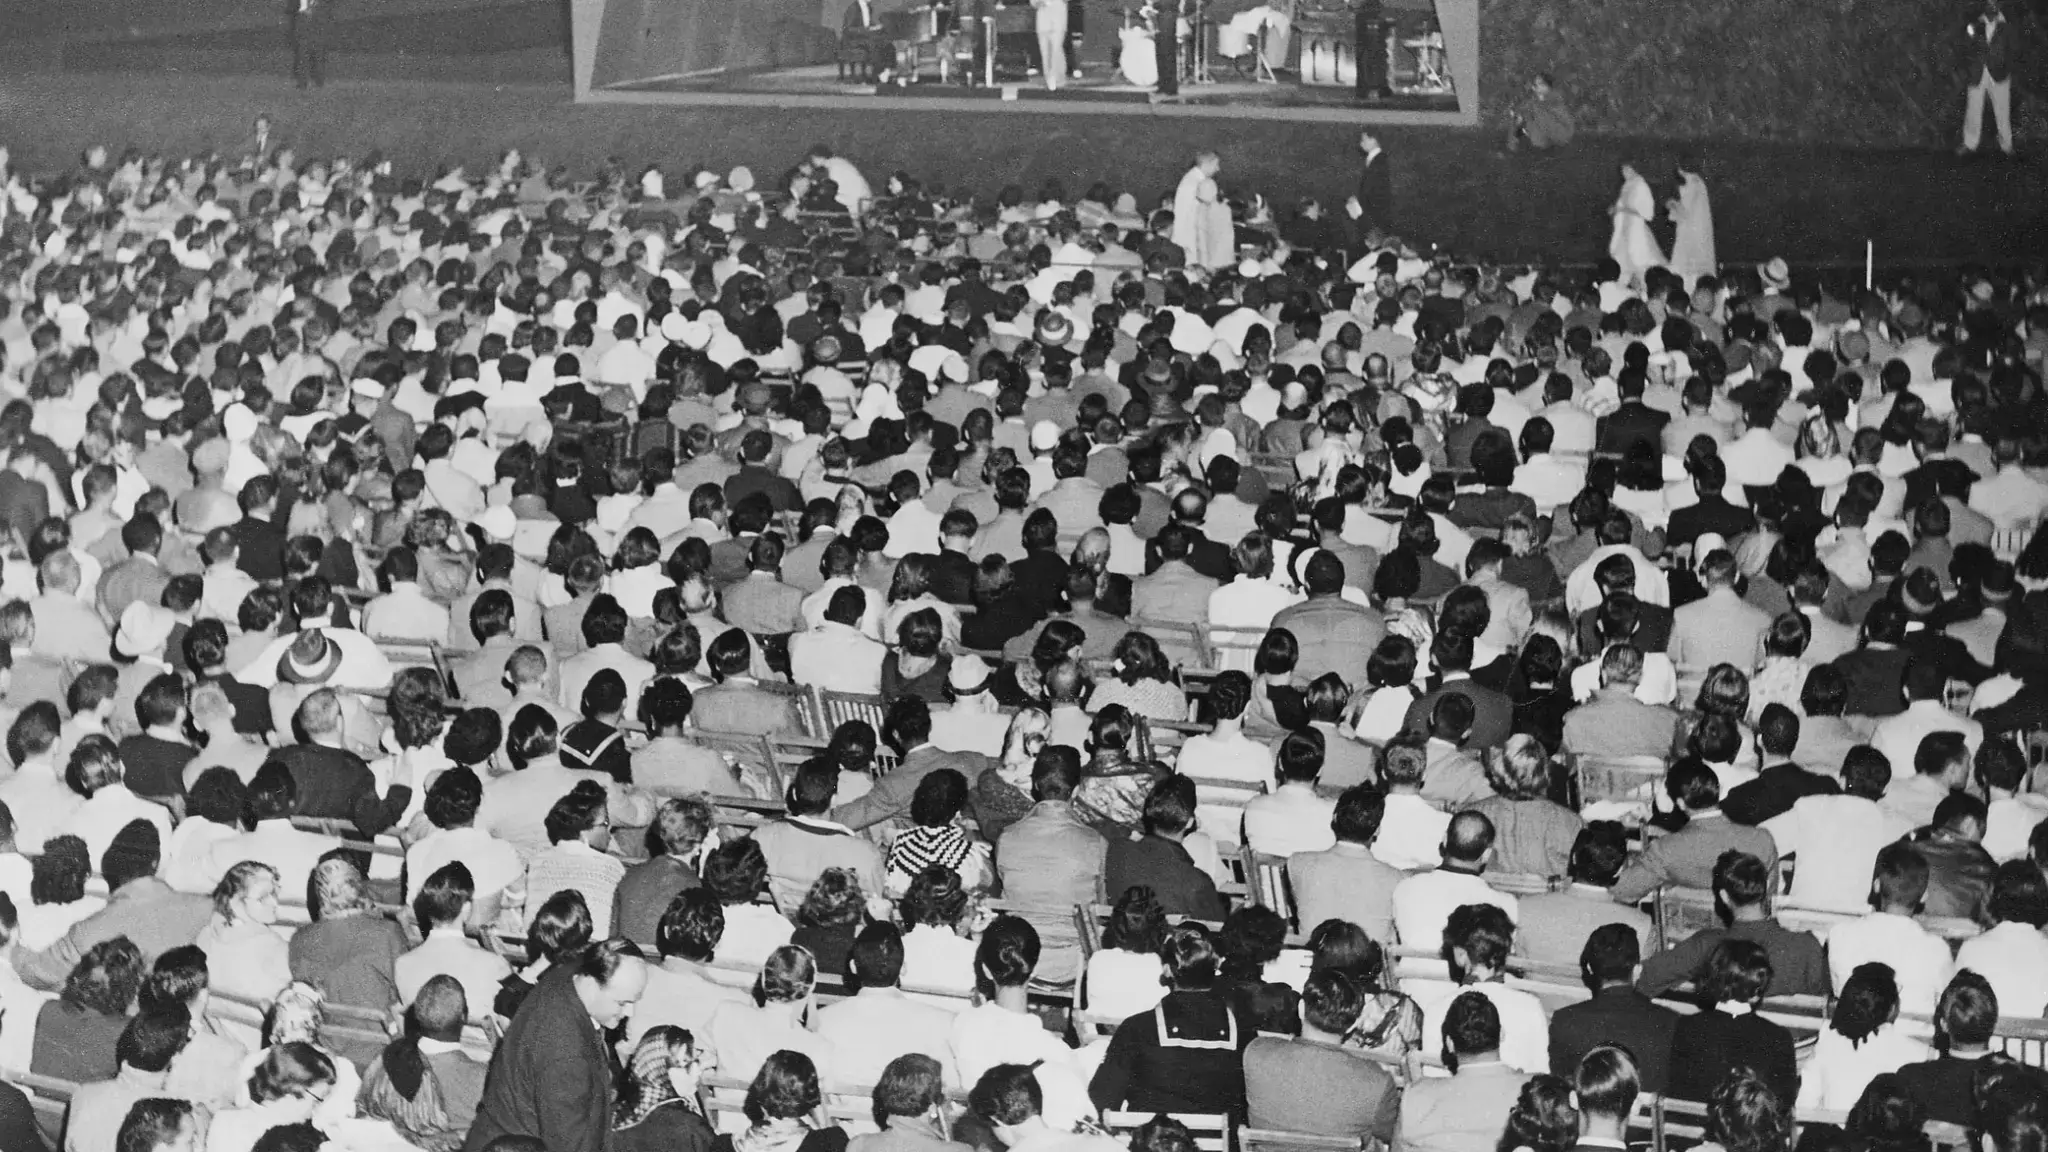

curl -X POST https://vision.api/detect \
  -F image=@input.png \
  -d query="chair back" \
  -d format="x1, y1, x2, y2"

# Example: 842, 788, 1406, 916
1569, 754, 1667, 807
817, 689, 891, 737
1240, 1130, 1368, 1152
1103, 1112, 1232, 1152
1652, 886, 1723, 951
1130, 618, 1214, 671
1240, 845, 1295, 928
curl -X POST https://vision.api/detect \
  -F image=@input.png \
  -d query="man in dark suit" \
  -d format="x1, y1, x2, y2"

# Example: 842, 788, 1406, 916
1349, 131, 1393, 239
1665, 455, 1756, 554
232, 475, 288, 584
1594, 366, 1668, 461
1144, 496, 1233, 582
286, 0, 332, 88
1959, 0, 2014, 157
1563, 1044, 1653, 1148
464, 940, 646, 1152
1574, 559, 1673, 654
1132, 523, 1221, 626
1401, 632, 1514, 750
1896, 972, 2017, 1125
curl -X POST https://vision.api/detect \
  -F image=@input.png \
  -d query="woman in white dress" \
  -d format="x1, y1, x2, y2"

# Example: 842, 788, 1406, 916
1606, 164, 1665, 288
1667, 163, 1717, 290
1171, 152, 1235, 270
1033, 0, 1068, 90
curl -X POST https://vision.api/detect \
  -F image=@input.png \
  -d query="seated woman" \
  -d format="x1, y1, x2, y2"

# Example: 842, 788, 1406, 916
824, 722, 878, 809
613, 1025, 714, 1152
17, 835, 103, 950
963, 558, 1040, 656
561, 669, 633, 782
1796, 964, 1928, 1113
34, 936, 143, 1082
1246, 628, 1309, 733
1306, 920, 1422, 1074
712, 1050, 847, 1152
495, 889, 594, 1020
197, 860, 291, 1004
1085, 632, 1185, 724
1841, 1073, 1927, 1152
1073, 706, 1167, 833
287, 856, 410, 1012
1087, 922, 1250, 1116
524, 781, 627, 937
206, 1042, 336, 1152
885, 769, 989, 895
1691, 1068, 1791, 1152
707, 944, 836, 1086
970, 710, 1049, 842
790, 868, 868, 977
1349, 634, 1422, 745
1669, 939, 1798, 1106
1465, 735, 1584, 879
1085, 886, 1169, 1020
896, 866, 977, 995
882, 609, 953, 707
356, 975, 489, 1152
704, 836, 797, 970
234, 982, 363, 1126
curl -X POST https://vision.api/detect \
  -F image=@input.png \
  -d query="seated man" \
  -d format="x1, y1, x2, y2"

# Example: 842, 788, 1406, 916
753, 758, 885, 913
1516, 822, 1655, 968
1241, 729, 1337, 859
1609, 757, 1778, 904
1289, 785, 1406, 942
1244, 968, 1400, 1139
1560, 644, 1680, 759
1636, 850, 1828, 999
1724, 704, 1840, 826
1392, 811, 1519, 955
357, 975, 488, 1149
1394, 992, 1531, 1152
1105, 775, 1227, 920
814, 923, 960, 1088
1908, 791, 1995, 920
1409, 903, 1551, 1074
1828, 842, 1956, 1015
395, 862, 512, 1022
1549, 929, 1678, 1093
1894, 972, 2001, 1126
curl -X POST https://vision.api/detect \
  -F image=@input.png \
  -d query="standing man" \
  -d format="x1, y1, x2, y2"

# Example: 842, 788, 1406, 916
287, 0, 331, 88
1348, 131, 1393, 242
1960, 0, 2014, 159
464, 939, 647, 1152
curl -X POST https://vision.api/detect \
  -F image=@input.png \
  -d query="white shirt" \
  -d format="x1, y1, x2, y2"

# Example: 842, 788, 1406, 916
1373, 792, 1452, 872
61, 783, 174, 868
1955, 920, 2048, 1019
1984, 794, 2048, 863
206, 819, 343, 905
1569, 645, 1679, 706
814, 986, 961, 1090
1409, 980, 1549, 1075
1721, 428, 1795, 490
1174, 728, 1275, 847
1969, 465, 2048, 528
1795, 1024, 1930, 1112
1206, 577, 1305, 640
788, 622, 888, 695
1511, 455, 1589, 515
1564, 545, 1670, 615
1084, 947, 1169, 1021
394, 927, 514, 1021
1392, 868, 1518, 954
1825, 911, 1953, 1015
1870, 700, 1984, 771
1241, 783, 1338, 859
1765, 794, 1910, 913
899, 923, 979, 995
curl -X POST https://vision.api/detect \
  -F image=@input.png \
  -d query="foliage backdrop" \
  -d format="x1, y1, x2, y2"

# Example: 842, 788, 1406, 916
1478, 0, 2039, 147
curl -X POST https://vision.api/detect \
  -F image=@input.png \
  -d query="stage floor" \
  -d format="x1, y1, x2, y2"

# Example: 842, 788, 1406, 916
610, 61, 1457, 111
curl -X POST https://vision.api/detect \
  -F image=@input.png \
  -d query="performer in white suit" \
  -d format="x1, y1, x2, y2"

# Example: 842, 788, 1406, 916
1666, 163, 1717, 290
1034, 0, 1069, 90
1606, 163, 1665, 289
1171, 152, 1235, 270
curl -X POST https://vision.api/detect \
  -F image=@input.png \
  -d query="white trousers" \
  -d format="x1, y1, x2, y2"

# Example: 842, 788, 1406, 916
1037, 27, 1067, 87
1963, 68, 2013, 153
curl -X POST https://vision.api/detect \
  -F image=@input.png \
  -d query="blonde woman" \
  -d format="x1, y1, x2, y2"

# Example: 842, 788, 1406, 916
971, 708, 1050, 841
198, 860, 291, 1003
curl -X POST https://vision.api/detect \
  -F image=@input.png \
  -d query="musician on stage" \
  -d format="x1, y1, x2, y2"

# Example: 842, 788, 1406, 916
1033, 0, 1069, 89
1148, 0, 1178, 95
842, 0, 905, 81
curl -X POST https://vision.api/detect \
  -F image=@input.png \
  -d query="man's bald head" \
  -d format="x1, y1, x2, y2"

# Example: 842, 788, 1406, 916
507, 645, 549, 688
38, 550, 80, 595
1443, 810, 1496, 866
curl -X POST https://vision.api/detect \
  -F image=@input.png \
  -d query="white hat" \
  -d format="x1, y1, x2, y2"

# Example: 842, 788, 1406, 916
350, 378, 386, 399
1758, 257, 1791, 290
476, 505, 517, 541
679, 320, 713, 350
640, 168, 665, 199
939, 353, 969, 384
1030, 420, 1061, 452
659, 312, 690, 343
222, 403, 257, 441
140, 394, 181, 421
948, 654, 994, 694
114, 601, 177, 659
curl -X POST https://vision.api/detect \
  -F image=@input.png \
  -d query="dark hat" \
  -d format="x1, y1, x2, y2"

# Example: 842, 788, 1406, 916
278, 628, 343, 685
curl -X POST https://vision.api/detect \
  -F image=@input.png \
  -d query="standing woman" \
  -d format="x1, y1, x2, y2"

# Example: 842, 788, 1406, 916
1666, 160, 1717, 291
1606, 164, 1666, 290
1172, 153, 1235, 270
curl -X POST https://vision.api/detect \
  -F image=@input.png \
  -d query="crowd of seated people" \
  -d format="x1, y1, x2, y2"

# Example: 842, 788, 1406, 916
0, 130, 2040, 1152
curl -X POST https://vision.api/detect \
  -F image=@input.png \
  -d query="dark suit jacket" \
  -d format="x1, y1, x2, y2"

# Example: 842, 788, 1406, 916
0, 474, 49, 551
1575, 601, 1674, 655
930, 549, 977, 605
233, 515, 288, 582
1976, 15, 2014, 81
1909, 829, 1995, 920
463, 967, 614, 1152
1443, 419, 1497, 473
1831, 645, 1912, 717
829, 745, 992, 830
273, 743, 412, 837
1355, 151, 1393, 235
1548, 986, 1679, 1094
1669, 1010, 1798, 1109
1596, 402, 1670, 460
1666, 495, 1756, 553
1105, 834, 1228, 920
1724, 763, 1841, 826
1903, 458, 1979, 514
1402, 677, 1514, 750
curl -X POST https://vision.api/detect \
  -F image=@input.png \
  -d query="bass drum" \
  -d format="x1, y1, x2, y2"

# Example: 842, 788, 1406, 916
1118, 24, 1158, 85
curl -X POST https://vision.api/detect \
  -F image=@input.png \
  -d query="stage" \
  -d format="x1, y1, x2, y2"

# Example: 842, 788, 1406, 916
574, 0, 1479, 123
